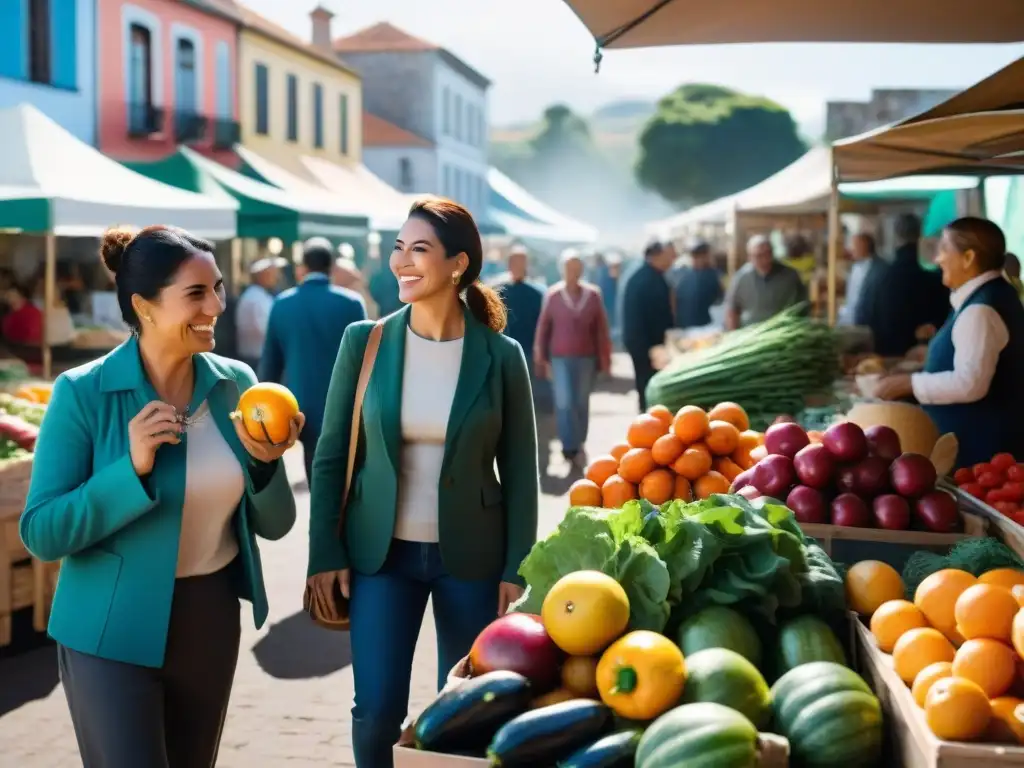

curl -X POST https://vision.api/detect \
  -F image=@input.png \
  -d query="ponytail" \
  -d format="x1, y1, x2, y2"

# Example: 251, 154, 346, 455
464, 280, 507, 333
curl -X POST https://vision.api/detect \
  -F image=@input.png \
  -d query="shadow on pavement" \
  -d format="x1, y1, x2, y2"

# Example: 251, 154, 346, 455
0, 643, 59, 717
252, 612, 352, 680
593, 372, 637, 397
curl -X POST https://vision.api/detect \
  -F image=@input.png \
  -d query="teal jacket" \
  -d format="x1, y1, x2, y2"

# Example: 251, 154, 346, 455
308, 305, 538, 584
20, 338, 296, 668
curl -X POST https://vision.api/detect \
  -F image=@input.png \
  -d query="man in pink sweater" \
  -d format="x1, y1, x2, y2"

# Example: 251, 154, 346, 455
534, 250, 612, 469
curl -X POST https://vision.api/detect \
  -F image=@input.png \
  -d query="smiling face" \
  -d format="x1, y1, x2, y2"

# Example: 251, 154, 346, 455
391, 216, 468, 305
935, 229, 981, 291
134, 251, 226, 354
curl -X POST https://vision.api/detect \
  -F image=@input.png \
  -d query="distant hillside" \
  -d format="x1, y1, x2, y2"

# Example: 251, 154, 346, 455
491, 99, 655, 152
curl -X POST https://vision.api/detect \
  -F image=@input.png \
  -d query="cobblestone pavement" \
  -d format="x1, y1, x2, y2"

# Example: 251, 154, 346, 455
0, 357, 639, 766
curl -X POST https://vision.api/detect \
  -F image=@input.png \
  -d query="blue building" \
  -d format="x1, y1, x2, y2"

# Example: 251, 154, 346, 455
0, 0, 96, 144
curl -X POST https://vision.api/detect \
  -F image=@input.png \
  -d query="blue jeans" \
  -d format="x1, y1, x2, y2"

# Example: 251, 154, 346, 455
349, 539, 499, 768
550, 356, 597, 453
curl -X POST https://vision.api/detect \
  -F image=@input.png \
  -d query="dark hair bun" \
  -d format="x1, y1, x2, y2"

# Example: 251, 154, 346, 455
100, 226, 137, 275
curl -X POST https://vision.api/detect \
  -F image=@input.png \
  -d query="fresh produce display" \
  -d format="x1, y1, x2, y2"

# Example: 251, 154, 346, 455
953, 452, 1024, 521
487, 699, 612, 767
469, 613, 561, 688
676, 606, 763, 667
594, 630, 687, 721
571, 401, 764, 511
0, 390, 46, 461
678, 648, 772, 728
634, 702, 761, 768
735, 419, 959, 532
859, 559, 1024, 744
773, 615, 848, 676
645, 306, 840, 431
231, 382, 300, 444
559, 728, 642, 768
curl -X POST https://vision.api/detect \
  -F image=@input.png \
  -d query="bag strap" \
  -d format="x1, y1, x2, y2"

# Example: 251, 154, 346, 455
339, 321, 384, 534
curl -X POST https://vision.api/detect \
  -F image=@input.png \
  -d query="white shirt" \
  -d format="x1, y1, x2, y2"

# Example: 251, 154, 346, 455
838, 258, 872, 326
911, 271, 1010, 405
394, 327, 464, 543
176, 402, 246, 577
235, 284, 275, 359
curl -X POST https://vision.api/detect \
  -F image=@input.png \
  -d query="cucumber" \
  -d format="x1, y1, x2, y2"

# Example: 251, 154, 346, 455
558, 729, 643, 768
487, 699, 612, 767
414, 671, 532, 753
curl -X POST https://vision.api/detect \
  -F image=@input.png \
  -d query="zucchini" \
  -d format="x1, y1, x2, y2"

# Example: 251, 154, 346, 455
487, 699, 612, 767
558, 729, 643, 768
414, 671, 532, 753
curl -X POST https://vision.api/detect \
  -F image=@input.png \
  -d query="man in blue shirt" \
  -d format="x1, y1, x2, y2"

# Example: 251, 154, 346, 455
260, 237, 367, 489
673, 240, 724, 328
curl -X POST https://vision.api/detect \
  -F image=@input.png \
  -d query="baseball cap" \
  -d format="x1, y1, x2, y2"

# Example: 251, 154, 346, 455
249, 256, 288, 274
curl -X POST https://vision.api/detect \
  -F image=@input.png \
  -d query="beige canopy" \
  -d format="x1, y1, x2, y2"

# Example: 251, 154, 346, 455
562, 0, 1024, 51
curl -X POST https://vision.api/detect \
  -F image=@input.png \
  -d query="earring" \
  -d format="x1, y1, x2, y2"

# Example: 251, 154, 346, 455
452, 272, 460, 286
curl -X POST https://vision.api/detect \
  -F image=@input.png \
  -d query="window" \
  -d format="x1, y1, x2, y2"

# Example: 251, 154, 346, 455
215, 42, 231, 118
443, 88, 450, 134
28, 0, 51, 84
286, 74, 298, 141
454, 95, 463, 140
399, 158, 413, 191
128, 24, 153, 133
175, 39, 197, 115
479, 112, 486, 147
313, 83, 324, 149
255, 63, 269, 135
339, 94, 349, 154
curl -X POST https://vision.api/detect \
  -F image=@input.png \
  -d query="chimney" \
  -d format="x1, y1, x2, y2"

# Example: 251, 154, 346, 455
310, 5, 335, 50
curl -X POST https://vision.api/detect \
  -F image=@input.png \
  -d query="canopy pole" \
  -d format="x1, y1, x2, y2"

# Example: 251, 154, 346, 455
42, 233, 56, 379
826, 151, 840, 327
728, 206, 741, 277
230, 238, 242, 296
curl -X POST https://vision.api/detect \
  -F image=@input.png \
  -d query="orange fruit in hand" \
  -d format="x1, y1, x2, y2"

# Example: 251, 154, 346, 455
601, 475, 636, 509
640, 469, 675, 505
871, 599, 928, 653
609, 442, 630, 461
627, 414, 668, 449
569, 479, 603, 507
674, 475, 692, 502
893, 628, 955, 684
914, 569, 978, 640
585, 456, 620, 488
705, 420, 741, 456
694, 471, 730, 500
672, 443, 713, 481
846, 560, 905, 618
618, 448, 658, 484
955, 583, 1019, 642
953, 638, 1019, 698
651, 433, 685, 466
647, 404, 674, 429
712, 457, 743, 482
924, 677, 991, 741
912, 661, 953, 707
673, 405, 709, 444
235, 383, 299, 444
981, 569, 1024, 590
707, 401, 750, 431
987, 697, 1024, 744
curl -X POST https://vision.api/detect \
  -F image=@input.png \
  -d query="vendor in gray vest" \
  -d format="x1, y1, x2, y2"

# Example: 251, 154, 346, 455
724, 235, 807, 330
875, 217, 1024, 468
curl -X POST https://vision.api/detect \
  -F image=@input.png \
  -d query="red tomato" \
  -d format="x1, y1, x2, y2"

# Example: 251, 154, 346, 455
954, 467, 975, 485
1011, 511, 1024, 526
1002, 482, 1024, 502
974, 462, 997, 478
991, 453, 1018, 472
978, 471, 1004, 489
1007, 465, 1024, 483
988, 488, 1008, 503
962, 482, 986, 499
993, 501, 1021, 517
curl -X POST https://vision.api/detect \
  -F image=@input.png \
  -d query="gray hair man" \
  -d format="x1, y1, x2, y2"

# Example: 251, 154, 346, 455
723, 234, 807, 330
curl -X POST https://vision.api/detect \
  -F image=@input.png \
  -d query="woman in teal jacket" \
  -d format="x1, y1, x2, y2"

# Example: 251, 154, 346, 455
20, 225, 301, 768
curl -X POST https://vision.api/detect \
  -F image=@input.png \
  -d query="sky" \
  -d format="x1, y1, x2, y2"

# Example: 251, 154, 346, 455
244, 0, 1024, 132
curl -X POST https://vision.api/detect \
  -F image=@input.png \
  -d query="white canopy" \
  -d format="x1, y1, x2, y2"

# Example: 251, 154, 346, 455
301, 155, 419, 231
0, 103, 237, 238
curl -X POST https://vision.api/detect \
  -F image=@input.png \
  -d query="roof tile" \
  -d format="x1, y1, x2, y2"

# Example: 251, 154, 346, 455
237, 4, 358, 76
334, 21, 438, 53
363, 113, 434, 148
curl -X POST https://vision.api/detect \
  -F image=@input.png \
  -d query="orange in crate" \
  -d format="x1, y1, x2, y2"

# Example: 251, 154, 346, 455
601, 475, 637, 509
651, 434, 685, 466
618, 448, 657, 484
640, 469, 675, 505
627, 414, 668, 449
911, 661, 953, 707
707, 402, 749, 431
672, 443, 712, 481
924, 677, 991, 741
585, 456, 620, 488
694, 471, 730, 499
987, 697, 1024, 743
674, 475, 692, 502
672, 406, 709, 444
705, 421, 740, 456
569, 479, 603, 507
914, 569, 978, 641
953, 638, 1018, 698
954, 583, 1018, 642
647, 405, 674, 430
609, 442, 630, 461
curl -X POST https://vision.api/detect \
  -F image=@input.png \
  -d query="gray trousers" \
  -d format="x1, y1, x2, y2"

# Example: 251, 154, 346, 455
57, 562, 241, 768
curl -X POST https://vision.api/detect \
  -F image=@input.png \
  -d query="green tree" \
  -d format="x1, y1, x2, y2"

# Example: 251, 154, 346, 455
635, 84, 807, 206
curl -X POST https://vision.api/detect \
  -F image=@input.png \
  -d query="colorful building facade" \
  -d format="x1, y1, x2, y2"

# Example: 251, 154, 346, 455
0, 0, 97, 145
95, 0, 240, 162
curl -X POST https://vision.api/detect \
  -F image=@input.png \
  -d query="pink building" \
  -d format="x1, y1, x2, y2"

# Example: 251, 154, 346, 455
96, 0, 241, 163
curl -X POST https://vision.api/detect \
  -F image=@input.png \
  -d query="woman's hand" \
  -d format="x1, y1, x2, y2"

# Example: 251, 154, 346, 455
308, 568, 350, 600
233, 412, 305, 463
128, 401, 182, 476
875, 374, 914, 401
498, 582, 525, 616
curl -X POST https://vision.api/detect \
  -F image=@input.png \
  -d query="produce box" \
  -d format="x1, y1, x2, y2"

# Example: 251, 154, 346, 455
393, 657, 792, 767
948, 483, 1024, 562
849, 614, 1024, 768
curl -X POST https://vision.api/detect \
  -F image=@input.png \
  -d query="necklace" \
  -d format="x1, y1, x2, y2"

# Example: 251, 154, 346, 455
173, 404, 210, 432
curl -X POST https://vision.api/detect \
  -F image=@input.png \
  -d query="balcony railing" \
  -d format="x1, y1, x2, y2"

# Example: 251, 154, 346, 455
212, 118, 241, 150
127, 103, 164, 138
174, 111, 208, 144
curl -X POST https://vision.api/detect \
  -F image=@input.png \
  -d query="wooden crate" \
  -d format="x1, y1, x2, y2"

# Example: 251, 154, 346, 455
947, 483, 1024, 561
850, 614, 1024, 767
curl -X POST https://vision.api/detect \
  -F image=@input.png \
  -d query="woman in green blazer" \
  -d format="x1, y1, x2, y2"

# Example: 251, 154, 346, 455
20, 226, 301, 768
307, 198, 540, 768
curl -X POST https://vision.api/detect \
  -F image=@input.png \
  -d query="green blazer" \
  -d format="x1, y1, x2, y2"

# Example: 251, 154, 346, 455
308, 305, 538, 585
20, 338, 295, 668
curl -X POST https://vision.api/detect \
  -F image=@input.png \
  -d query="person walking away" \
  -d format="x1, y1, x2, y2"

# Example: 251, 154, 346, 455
622, 241, 675, 411
858, 214, 951, 357
874, 217, 1024, 467
333, 243, 379, 318
305, 197, 538, 768
20, 225, 300, 768
260, 237, 367, 489
724, 235, 807, 330
673, 240, 724, 329
839, 232, 888, 326
494, 245, 544, 377
534, 249, 612, 469
235, 256, 284, 371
